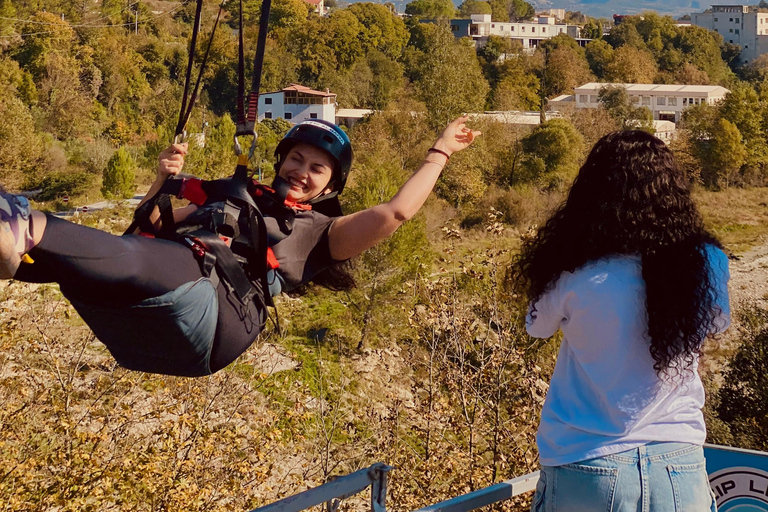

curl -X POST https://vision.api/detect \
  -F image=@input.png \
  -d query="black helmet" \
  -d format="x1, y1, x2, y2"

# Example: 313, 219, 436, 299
274, 120, 353, 195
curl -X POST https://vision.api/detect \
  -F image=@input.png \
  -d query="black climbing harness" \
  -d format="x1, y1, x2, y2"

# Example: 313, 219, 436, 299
125, 0, 278, 315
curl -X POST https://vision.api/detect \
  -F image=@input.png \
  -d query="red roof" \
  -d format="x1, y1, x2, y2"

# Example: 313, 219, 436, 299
281, 83, 336, 97
303, 0, 322, 5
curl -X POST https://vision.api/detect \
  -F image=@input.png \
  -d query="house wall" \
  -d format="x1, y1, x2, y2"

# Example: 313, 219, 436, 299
574, 86, 728, 123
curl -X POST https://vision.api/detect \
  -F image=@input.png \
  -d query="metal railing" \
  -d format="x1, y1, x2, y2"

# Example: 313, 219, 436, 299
412, 472, 540, 512
248, 463, 392, 512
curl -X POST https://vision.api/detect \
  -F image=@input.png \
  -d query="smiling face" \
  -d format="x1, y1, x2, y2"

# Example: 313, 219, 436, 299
277, 143, 335, 203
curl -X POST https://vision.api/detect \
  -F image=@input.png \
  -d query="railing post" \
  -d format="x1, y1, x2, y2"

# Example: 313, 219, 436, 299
370, 463, 392, 512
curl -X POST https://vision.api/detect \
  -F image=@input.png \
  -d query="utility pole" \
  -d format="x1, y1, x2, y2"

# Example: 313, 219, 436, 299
135, 5, 138, 34
540, 45, 548, 124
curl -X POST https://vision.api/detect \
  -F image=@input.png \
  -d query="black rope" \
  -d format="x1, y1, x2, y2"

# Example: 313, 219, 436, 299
175, 0, 226, 139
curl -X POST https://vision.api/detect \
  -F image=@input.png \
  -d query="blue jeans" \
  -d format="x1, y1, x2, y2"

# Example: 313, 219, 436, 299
531, 442, 717, 512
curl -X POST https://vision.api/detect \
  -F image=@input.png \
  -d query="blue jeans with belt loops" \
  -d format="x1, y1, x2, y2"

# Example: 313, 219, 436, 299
531, 442, 717, 512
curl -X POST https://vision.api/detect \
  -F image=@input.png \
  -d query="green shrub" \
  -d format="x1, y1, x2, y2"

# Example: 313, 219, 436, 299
101, 147, 136, 199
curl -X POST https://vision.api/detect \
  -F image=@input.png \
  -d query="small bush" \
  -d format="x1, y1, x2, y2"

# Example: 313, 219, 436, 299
101, 147, 136, 199
714, 304, 768, 451
23, 170, 93, 201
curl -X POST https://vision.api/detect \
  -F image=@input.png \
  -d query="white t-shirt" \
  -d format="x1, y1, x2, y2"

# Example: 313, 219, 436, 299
526, 245, 730, 466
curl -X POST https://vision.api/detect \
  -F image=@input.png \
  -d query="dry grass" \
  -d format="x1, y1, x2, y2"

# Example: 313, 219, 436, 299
694, 187, 768, 255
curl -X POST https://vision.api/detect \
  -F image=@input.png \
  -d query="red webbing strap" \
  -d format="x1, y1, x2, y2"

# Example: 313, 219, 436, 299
179, 178, 208, 206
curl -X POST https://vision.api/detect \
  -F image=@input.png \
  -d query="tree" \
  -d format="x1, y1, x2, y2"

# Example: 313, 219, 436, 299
518, 118, 583, 187
706, 118, 746, 189
715, 305, 768, 451
459, 0, 492, 17
413, 27, 489, 129
598, 84, 653, 131
580, 19, 601, 39
0, 0, 16, 37
478, 35, 518, 64
102, 147, 136, 200
675, 63, 709, 85
348, 3, 410, 59
604, 45, 657, 83
490, 53, 539, 110
541, 45, 594, 98
405, 0, 455, 18
488, 0, 533, 22
585, 39, 614, 79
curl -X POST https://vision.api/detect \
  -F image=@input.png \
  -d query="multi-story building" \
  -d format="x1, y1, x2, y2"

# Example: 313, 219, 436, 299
573, 83, 730, 123
446, 14, 588, 51
692, 5, 768, 62
257, 84, 336, 124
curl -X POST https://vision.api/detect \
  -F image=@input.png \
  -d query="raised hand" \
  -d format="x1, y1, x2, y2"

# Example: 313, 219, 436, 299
431, 115, 482, 157
157, 143, 188, 180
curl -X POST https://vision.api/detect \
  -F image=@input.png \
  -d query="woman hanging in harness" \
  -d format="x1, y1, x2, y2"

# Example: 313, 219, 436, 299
0, 116, 481, 377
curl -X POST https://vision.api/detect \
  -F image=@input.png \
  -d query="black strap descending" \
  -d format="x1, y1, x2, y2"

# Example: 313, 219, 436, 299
175, 0, 227, 139
235, 0, 272, 139
123, 178, 186, 236
190, 230, 258, 306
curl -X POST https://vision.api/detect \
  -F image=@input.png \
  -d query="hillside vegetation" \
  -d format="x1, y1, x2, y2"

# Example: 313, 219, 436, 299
2, 1, 768, 510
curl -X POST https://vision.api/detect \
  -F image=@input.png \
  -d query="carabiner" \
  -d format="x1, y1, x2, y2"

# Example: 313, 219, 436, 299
174, 131, 187, 145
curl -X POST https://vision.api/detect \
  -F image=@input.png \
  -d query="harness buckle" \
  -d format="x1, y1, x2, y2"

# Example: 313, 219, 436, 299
234, 122, 257, 159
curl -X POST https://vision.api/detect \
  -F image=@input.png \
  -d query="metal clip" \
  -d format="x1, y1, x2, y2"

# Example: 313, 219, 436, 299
174, 131, 187, 145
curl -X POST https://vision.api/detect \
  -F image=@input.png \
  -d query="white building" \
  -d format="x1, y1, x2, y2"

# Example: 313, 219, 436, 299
573, 83, 730, 123
257, 84, 336, 124
692, 5, 768, 62
446, 14, 588, 51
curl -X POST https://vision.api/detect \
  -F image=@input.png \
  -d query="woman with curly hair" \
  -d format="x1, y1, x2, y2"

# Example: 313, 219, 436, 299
515, 130, 730, 511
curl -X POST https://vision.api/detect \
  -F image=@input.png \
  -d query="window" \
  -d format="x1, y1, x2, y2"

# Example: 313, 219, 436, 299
683, 97, 688, 105
729, 28, 733, 33
511, 26, 514, 31
532, 27, 536, 32
522, 26, 525, 32
735, 18, 739, 23
642, 96, 650, 106
657, 97, 666, 106
285, 112, 292, 120
264, 112, 272, 119
451, 24, 459, 32
579, 94, 588, 103
730, 39, 733, 43
310, 113, 318, 119
714, 17, 718, 22
542, 27, 546, 33
265, 97, 272, 104
689, 97, 694, 105
668, 97, 677, 106
589, 94, 598, 103
729, 17, 733, 21
735, 29, 739, 34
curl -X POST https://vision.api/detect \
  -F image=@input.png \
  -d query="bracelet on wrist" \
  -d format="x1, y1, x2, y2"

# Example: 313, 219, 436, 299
427, 147, 450, 161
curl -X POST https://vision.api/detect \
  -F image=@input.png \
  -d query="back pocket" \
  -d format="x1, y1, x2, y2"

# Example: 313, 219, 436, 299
667, 461, 713, 512
553, 463, 618, 512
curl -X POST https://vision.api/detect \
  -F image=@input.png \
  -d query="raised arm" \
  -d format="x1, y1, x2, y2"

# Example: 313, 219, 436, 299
328, 116, 481, 261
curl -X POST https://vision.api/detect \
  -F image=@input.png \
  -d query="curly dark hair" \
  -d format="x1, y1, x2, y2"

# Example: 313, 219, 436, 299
513, 130, 722, 377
